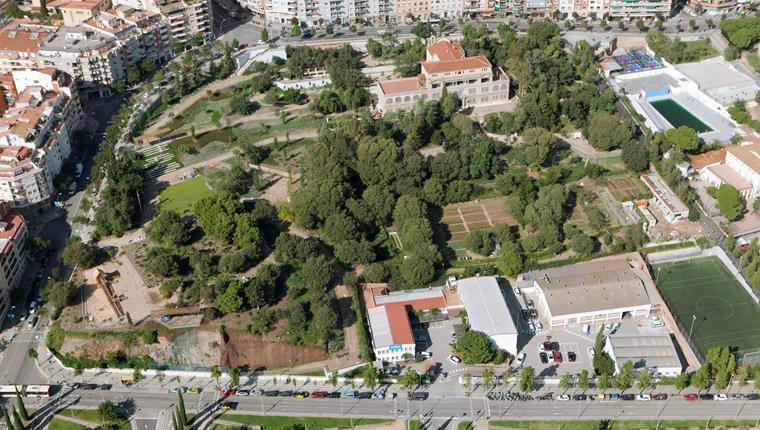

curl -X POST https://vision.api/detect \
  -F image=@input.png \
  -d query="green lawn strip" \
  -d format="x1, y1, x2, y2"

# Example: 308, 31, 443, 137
48, 418, 89, 430
408, 419, 423, 430
219, 414, 393, 430
490, 419, 757, 430
159, 176, 215, 215
457, 421, 473, 430
56, 409, 130, 430
642, 240, 697, 254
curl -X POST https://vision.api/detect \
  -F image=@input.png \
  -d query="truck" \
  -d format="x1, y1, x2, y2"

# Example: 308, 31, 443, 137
407, 392, 428, 400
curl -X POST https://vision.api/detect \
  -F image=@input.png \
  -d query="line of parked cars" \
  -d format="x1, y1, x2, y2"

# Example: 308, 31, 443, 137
487, 391, 760, 402
217, 388, 397, 400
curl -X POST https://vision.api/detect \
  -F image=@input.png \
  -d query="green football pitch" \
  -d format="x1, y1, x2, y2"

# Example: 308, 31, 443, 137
653, 257, 760, 361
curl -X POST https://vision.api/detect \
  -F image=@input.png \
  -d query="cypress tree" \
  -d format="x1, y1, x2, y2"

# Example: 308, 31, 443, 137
171, 411, 179, 430
12, 407, 24, 430
15, 390, 28, 421
4, 406, 14, 430
177, 391, 187, 427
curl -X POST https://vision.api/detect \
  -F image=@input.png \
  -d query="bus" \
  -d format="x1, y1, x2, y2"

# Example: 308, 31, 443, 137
0, 385, 53, 398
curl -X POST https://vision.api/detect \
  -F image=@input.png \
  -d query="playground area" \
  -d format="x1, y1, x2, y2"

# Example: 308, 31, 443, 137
653, 257, 760, 363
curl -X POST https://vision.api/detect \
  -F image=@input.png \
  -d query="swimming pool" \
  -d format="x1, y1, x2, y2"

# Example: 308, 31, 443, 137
650, 98, 713, 133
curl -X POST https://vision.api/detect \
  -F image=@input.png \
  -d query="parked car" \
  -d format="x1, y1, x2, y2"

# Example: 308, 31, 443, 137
515, 352, 526, 367
236, 389, 250, 396
567, 352, 576, 362
699, 394, 714, 400
311, 391, 328, 398
27, 316, 38, 329
683, 394, 698, 401
371, 390, 385, 399
715, 394, 728, 401
81, 384, 97, 390
730, 393, 744, 401
448, 355, 461, 365
279, 390, 293, 397
539, 352, 548, 364
220, 402, 237, 411
535, 321, 543, 331
219, 388, 236, 396
649, 316, 665, 328
745, 393, 760, 400
513, 287, 521, 296
556, 394, 570, 401
96, 384, 112, 390
327, 392, 341, 398
552, 351, 562, 364
610, 393, 620, 400
582, 324, 591, 336
408, 392, 428, 400
29, 301, 37, 314
620, 394, 635, 401
264, 390, 279, 397
637, 394, 651, 401
652, 393, 667, 401
587, 347, 596, 358
527, 300, 534, 309
357, 392, 372, 399
573, 394, 587, 401
543, 341, 553, 352
294, 391, 309, 398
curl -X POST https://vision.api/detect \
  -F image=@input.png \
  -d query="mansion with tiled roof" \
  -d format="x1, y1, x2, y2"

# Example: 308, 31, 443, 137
373, 38, 510, 114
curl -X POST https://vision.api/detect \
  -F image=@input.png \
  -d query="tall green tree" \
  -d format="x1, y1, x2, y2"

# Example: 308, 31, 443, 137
613, 361, 633, 391
519, 367, 536, 392
14, 391, 27, 421
363, 366, 378, 390
177, 391, 187, 427
398, 368, 420, 390
715, 184, 743, 221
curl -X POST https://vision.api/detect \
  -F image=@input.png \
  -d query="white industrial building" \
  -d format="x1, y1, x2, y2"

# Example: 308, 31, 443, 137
366, 304, 416, 363
604, 333, 683, 377
640, 173, 690, 224
525, 255, 654, 328
455, 277, 518, 355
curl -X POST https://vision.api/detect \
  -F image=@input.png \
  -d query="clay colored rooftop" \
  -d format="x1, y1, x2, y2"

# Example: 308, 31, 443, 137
421, 56, 491, 74
378, 76, 423, 95
427, 38, 464, 61
0, 21, 55, 54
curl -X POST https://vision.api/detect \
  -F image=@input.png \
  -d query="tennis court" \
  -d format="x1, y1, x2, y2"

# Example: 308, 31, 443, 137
653, 257, 760, 361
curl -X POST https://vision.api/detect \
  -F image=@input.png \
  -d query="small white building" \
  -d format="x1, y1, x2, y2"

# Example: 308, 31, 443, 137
455, 277, 518, 355
604, 333, 683, 377
366, 304, 416, 363
526, 255, 654, 328
640, 173, 690, 223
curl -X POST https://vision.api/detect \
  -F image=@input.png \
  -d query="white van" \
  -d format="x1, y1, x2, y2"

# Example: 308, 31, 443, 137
75, 163, 84, 178
67, 182, 77, 196
582, 324, 591, 336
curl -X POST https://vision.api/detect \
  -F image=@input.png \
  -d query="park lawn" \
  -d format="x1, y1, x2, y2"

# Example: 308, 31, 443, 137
48, 418, 89, 430
491, 419, 757, 430
219, 414, 393, 430
159, 176, 214, 215
56, 409, 130, 430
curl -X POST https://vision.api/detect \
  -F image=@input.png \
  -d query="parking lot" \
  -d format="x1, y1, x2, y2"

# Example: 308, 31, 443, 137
411, 318, 465, 374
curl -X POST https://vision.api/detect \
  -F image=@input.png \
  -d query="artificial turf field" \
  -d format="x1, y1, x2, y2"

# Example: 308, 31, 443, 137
653, 256, 760, 361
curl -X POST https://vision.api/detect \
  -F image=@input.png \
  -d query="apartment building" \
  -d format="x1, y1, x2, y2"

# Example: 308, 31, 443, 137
0, 203, 28, 324
46, 0, 112, 26
85, 6, 174, 66
689, 0, 740, 14
0, 21, 57, 74
0, 69, 83, 208
36, 26, 125, 97
374, 38, 509, 114
158, 0, 213, 46
606, 0, 671, 18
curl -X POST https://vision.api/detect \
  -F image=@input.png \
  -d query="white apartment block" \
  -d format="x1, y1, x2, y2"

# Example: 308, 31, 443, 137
699, 143, 760, 203
0, 205, 28, 324
0, 69, 83, 208
158, 0, 213, 45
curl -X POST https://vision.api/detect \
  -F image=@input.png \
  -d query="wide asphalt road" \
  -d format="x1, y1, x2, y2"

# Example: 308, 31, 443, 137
37, 388, 760, 423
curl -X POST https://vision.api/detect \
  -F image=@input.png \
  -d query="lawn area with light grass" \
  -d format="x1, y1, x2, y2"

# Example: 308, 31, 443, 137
218, 414, 393, 430
48, 418, 89, 430
159, 176, 214, 215
56, 409, 130, 430
491, 419, 757, 430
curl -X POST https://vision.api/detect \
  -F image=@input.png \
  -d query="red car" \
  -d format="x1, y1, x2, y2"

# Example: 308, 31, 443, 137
311, 391, 328, 398
543, 341, 553, 352
219, 388, 236, 396
552, 350, 562, 363
683, 394, 698, 401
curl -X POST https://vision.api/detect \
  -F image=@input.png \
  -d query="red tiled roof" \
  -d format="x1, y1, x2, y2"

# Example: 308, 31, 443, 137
385, 304, 414, 345
427, 39, 464, 61
689, 148, 726, 170
400, 297, 447, 311
378, 77, 423, 95
421, 56, 491, 74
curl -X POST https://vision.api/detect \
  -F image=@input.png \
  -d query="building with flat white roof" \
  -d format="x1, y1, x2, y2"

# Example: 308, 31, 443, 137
640, 173, 690, 224
455, 277, 518, 354
675, 57, 758, 107
525, 255, 654, 328
604, 333, 683, 377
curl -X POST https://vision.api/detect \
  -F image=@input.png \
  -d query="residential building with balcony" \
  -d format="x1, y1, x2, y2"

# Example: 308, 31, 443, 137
46, 0, 112, 26
689, 0, 739, 14
85, 6, 173, 66
158, 0, 213, 46
0, 21, 57, 74
607, 0, 672, 18
0, 69, 83, 208
373, 38, 509, 114
0, 204, 28, 324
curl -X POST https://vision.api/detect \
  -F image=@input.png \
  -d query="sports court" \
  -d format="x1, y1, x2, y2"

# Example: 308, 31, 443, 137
653, 257, 760, 361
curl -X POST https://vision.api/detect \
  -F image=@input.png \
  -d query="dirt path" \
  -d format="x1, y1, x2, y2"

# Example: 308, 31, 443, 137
139, 74, 255, 139
558, 134, 622, 160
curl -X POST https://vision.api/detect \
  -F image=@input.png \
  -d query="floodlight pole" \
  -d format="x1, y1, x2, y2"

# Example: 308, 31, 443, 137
688, 314, 697, 342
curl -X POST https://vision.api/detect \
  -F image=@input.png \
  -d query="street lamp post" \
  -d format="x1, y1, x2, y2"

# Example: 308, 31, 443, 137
688, 314, 697, 342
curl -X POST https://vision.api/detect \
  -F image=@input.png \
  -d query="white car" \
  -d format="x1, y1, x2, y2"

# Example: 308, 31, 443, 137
611, 322, 621, 333
637, 394, 651, 401
448, 355, 461, 365
587, 347, 596, 358
515, 352, 526, 367
715, 394, 728, 401
605, 323, 613, 330
535, 321, 543, 331
557, 394, 570, 401
649, 316, 665, 328
527, 321, 536, 333
513, 287, 521, 296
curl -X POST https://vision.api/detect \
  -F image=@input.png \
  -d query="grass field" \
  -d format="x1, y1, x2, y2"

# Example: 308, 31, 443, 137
159, 177, 214, 215
218, 414, 393, 430
491, 419, 756, 430
56, 409, 130, 430
653, 257, 760, 359
48, 418, 88, 430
